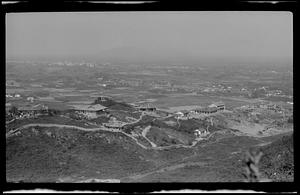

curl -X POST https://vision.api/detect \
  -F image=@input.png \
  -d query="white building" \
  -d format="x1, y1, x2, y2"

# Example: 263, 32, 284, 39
27, 97, 34, 102
194, 129, 210, 138
175, 111, 184, 117
209, 102, 225, 111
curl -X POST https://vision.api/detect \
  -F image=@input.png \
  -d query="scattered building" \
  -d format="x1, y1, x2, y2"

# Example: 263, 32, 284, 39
6, 94, 13, 98
12, 104, 49, 119
194, 102, 225, 115
72, 104, 107, 119
14, 94, 21, 98
174, 102, 226, 119
194, 128, 210, 138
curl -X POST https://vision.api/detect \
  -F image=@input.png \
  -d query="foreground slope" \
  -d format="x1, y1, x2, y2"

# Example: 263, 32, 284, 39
259, 134, 294, 182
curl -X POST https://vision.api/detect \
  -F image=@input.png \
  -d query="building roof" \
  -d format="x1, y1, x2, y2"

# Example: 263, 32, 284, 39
208, 104, 217, 108
195, 107, 218, 112
138, 103, 156, 109
72, 104, 107, 111
213, 102, 225, 106
175, 111, 184, 114
19, 104, 47, 111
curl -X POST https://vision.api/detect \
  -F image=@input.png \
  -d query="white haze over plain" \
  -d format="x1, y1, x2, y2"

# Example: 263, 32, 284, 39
6, 11, 292, 63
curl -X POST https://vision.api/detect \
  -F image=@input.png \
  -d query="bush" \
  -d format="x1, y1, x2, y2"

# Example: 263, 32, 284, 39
48, 109, 61, 116
9, 106, 19, 115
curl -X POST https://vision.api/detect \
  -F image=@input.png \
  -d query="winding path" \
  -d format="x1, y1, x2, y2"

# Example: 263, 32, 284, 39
6, 122, 216, 151
141, 125, 157, 148
6, 123, 118, 138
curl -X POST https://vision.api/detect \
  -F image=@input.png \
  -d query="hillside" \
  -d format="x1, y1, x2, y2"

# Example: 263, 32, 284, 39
6, 127, 155, 182
259, 134, 294, 182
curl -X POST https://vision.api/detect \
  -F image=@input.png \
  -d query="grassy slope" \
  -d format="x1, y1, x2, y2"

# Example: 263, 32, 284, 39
6, 127, 154, 182
126, 135, 262, 182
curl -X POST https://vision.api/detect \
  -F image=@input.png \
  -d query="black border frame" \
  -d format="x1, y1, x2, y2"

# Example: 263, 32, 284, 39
1, 0, 297, 193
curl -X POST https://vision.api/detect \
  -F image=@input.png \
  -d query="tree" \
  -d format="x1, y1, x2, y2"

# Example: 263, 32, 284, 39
243, 148, 271, 182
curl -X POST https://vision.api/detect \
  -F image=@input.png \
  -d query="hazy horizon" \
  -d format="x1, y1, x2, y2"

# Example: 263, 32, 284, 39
6, 12, 293, 65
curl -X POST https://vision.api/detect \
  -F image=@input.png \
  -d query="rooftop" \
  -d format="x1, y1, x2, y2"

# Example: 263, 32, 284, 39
195, 107, 218, 112
72, 104, 107, 111
138, 103, 156, 108
212, 102, 225, 106
19, 104, 47, 111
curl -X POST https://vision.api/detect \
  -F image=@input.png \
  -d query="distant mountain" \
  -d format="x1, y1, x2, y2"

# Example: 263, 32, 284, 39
97, 46, 197, 64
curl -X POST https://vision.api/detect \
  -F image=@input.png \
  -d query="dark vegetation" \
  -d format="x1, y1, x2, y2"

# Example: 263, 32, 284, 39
259, 134, 293, 181
6, 127, 154, 182
146, 126, 182, 147
175, 119, 204, 134
89, 116, 110, 125
109, 110, 141, 122
9, 106, 19, 115
122, 115, 156, 133
93, 97, 134, 112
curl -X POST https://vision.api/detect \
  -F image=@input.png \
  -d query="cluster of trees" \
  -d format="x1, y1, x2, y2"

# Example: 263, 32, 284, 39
9, 106, 19, 115
47, 109, 61, 116
258, 134, 294, 181
7, 106, 61, 117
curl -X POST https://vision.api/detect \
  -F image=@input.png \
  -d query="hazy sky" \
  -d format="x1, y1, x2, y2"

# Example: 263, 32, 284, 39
6, 12, 293, 61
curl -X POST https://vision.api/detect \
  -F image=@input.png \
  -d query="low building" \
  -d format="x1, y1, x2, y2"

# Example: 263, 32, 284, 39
174, 111, 190, 119
14, 94, 21, 98
139, 107, 156, 112
19, 104, 48, 114
209, 102, 225, 111
138, 103, 156, 112
97, 96, 110, 102
27, 97, 35, 102
174, 111, 184, 117
194, 128, 210, 138
194, 107, 218, 115
72, 104, 107, 119
6, 94, 13, 98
